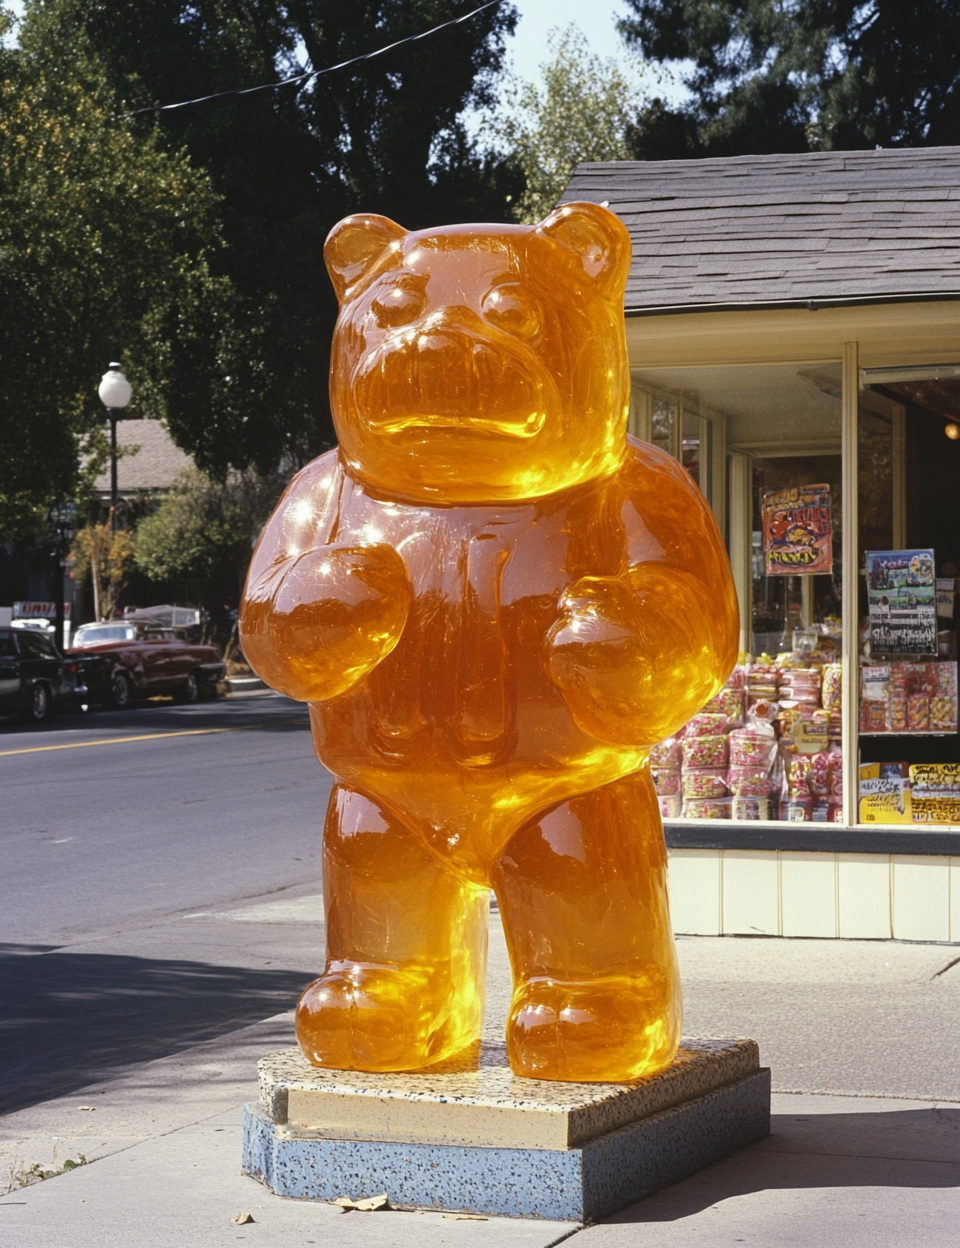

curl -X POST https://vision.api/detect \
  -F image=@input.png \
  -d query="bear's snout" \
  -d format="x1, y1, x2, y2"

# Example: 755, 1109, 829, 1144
351, 314, 559, 439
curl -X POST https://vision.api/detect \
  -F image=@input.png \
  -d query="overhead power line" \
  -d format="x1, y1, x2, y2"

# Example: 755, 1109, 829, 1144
123, 0, 504, 118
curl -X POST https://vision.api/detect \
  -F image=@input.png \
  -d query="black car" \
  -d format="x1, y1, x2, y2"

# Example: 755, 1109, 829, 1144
0, 627, 87, 722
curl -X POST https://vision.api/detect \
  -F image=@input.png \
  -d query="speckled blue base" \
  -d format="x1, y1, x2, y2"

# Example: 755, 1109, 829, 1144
242, 1068, 771, 1221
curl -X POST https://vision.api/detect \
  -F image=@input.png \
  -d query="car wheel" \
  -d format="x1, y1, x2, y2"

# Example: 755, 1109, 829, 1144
109, 671, 131, 709
175, 672, 199, 704
24, 682, 52, 723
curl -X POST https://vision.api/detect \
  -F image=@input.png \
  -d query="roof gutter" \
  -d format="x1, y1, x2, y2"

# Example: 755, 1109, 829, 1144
624, 291, 960, 317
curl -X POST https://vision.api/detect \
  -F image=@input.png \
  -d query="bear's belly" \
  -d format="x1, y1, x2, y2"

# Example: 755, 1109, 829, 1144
302, 472, 647, 873
308, 615, 646, 875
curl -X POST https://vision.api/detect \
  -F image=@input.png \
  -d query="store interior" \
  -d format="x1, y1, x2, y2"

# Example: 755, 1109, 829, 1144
633, 362, 960, 827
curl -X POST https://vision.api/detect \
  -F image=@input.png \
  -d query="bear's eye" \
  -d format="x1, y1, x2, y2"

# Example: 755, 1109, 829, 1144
371, 281, 425, 328
481, 285, 540, 339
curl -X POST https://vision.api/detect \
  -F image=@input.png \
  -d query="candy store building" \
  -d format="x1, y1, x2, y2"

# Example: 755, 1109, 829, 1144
563, 147, 960, 942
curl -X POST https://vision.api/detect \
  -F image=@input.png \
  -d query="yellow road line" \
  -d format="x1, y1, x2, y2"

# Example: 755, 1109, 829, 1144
0, 720, 306, 757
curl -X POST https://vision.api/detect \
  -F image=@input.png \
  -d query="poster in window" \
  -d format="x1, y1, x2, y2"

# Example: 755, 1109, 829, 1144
761, 484, 833, 575
866, 549, 938, 655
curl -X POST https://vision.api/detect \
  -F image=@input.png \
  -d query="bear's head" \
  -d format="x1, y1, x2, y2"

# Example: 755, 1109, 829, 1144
324, 202, 632, 505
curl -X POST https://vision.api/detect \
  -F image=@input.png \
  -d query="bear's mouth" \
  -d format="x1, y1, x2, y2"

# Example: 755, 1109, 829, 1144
352, 330, 556, 438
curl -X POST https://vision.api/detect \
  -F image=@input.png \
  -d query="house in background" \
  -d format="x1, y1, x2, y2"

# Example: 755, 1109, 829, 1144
562, 146, 960, 941
92, 418, 193, 506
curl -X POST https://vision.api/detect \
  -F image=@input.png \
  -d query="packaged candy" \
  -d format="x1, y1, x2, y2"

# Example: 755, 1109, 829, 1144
729, 728, 777, 768
732, 796, 770, 821
681, 768, 729, 798
821, 663, 842, 710
704, 686, 745, 726
784, 753, 813, 797
727, 766, 772, 797
828, 748, 843, 797
779, 797, 811, 822
930, 696, 957, 731
860, 699, 889, 733
682, 797, 731, 820
681, 734, 729, 768
651, 767, 681, 796
649, 738, 681, 768
809, 749, 832, 796
682, 713, 730, 738
907, 695, 930, 731
657, 794, 682, 819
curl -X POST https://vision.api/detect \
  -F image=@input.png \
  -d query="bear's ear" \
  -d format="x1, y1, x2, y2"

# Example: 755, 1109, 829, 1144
324, 214, 407, 303
535, 201, 631, 294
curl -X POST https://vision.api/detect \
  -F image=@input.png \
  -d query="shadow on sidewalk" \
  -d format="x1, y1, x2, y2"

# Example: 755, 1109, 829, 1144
0, 943, 309, 1115
604, 1106, 960, 1223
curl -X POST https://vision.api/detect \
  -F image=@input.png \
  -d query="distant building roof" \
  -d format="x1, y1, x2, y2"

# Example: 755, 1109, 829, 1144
94, 420, 193, 494
561, 147, 960, 314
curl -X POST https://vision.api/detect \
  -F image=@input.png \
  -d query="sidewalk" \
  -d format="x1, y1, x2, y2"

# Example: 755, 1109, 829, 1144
2, 909, 958, 1246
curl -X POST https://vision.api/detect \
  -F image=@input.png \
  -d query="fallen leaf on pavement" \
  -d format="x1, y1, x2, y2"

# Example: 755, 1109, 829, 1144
332, 1193, 389, 1213
232, 1212, 256, 1224
442, 1213, 488, 1221
78, 1106, 96, 1111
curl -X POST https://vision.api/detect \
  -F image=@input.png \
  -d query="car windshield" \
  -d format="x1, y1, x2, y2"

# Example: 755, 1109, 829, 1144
73, 625, 137, 647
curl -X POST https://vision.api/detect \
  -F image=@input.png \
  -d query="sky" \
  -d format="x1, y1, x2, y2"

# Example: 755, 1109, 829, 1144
506, 0, 637, 80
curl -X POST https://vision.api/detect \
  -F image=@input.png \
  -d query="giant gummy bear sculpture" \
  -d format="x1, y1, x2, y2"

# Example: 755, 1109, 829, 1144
239, 202, 739, 1083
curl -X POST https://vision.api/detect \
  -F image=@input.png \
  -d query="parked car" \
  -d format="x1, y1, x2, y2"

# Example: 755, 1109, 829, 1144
0, 627, 86, 722
68, 622, 225, 708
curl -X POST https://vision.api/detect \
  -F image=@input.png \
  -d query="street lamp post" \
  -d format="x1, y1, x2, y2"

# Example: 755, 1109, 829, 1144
97, 363, 132, 531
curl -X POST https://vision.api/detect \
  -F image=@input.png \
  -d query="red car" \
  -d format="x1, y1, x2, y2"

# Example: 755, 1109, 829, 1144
69, 621, 225, 708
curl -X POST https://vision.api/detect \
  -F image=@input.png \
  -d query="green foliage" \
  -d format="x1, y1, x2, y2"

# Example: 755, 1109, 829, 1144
71, 519, 137, 620
134, 467, 282, 584
0, 20, 236, 539
18, 1, 522, 482
482, 26, 649, 224
619, 0, 960, 158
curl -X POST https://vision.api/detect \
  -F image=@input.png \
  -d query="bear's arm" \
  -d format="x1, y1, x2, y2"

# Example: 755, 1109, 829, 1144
544, 438, 739, 747
239, 453, 412, 703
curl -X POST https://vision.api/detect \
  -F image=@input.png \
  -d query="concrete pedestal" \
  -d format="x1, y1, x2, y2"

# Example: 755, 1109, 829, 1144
242, 1037, 770, 1221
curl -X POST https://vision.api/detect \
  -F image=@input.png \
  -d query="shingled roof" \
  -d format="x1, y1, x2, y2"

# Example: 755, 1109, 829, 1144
560, 147, 960, 315
92, 420, 192, 494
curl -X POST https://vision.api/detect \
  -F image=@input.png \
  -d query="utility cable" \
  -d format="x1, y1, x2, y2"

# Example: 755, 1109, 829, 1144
123, 0, 504, 117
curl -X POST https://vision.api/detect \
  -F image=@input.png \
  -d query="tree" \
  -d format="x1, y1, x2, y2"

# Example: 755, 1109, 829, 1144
70, 517, 137, 620
18, 1, 521, 480
618, 0, 960, 159
134, 467, 283, 584
481, 25, 648, 223
0, 8, 239, 540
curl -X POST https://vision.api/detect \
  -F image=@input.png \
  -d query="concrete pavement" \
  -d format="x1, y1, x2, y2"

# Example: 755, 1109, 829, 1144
2, 902, 958, 1246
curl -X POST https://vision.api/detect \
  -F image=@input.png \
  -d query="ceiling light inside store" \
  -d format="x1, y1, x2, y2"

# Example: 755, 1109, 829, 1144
945, 423, 959, 440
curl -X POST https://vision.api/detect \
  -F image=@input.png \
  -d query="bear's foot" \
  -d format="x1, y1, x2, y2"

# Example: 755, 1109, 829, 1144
295, 961, 479, 1073
506, 974, 681, 1083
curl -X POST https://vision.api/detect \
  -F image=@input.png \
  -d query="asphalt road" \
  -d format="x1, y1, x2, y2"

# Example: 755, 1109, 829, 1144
0, 693, 333, 1114
1, 694, 329, 944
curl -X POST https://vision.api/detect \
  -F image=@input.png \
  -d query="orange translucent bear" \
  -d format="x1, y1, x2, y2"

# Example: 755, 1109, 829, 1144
240, 202, 738, 1083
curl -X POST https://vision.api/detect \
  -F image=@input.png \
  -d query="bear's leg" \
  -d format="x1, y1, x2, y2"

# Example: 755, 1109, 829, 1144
492, 769, 682, 1082
296, 784, 489, 1072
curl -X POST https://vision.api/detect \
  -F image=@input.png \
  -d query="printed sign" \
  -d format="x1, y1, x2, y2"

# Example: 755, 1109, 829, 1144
936, 578, 956, 619
908, 763, 960, 825
865, 550, 938, 655
761, 484, 833, 575
13, 601, 71, 620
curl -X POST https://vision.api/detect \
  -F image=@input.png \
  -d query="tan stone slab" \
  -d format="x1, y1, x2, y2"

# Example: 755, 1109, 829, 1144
258, 1037, 760, 1151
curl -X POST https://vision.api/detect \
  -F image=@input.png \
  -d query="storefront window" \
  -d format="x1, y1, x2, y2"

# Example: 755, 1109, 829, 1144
636, 363, 844, 825
856, 370, 960, 825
